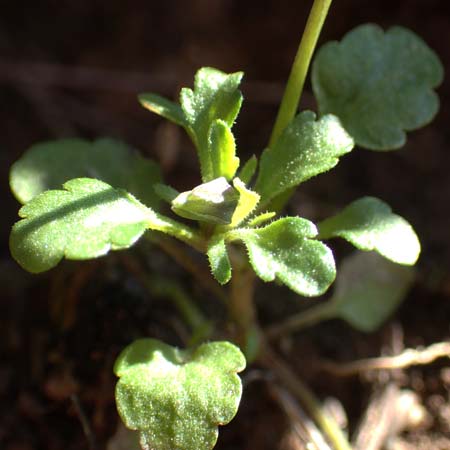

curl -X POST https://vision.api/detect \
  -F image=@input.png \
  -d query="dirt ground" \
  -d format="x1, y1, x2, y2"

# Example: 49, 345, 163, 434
1, 1, 450, 449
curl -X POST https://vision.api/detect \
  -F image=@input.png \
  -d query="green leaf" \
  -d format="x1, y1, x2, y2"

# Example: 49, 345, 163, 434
139, 93, 188, 127
331, 251, 415, 332
207, 236, 232, 285
230, 217, 336, 296
254, 111, 354, 207
171, 177, 239, 225
237, 155, 258, 185
10, 138, 161, 209
210, 119, 240, 180
312, 24, 444, 150
10, 178, 152, 273
114, 339, 245, 450
180, 67, 243, 181
318, 197, 420, 265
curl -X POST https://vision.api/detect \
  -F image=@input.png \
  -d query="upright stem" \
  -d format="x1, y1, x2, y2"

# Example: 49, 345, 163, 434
269, 0, 333, 148
228, 247, 259, 359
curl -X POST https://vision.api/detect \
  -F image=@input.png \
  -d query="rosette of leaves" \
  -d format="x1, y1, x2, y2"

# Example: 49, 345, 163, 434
10, 65, 423, 297
9, 59, 434, 449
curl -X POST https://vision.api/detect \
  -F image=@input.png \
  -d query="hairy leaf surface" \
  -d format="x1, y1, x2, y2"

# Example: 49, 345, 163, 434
312, 24, 444, 150
318, 197, 420, 265
10, 138, 161, 208
231, 217, 336, 296
229, 178, 260, 227
207, 236, 232, 285
180, 68, 243, 181
210, 119, 239, 181
255, 111, 353, 207
10, 178, 152, 273
114, 339, 245, 450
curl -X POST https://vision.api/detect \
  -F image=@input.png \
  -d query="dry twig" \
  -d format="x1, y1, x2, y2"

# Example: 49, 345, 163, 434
318, 341, 450, 377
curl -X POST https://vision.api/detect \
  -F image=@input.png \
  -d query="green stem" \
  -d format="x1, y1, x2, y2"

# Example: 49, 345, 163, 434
228, 247, 260, 360
266, 301, 336, 339
262, 347, 353, 450
147, 211, 206, 252
269, 0, 333, 148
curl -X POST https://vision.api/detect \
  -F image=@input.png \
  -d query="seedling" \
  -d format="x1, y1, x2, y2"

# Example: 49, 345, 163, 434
9, 1, 443, 448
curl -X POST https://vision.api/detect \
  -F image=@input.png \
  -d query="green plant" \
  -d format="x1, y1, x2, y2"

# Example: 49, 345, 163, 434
9, 1, 443, 448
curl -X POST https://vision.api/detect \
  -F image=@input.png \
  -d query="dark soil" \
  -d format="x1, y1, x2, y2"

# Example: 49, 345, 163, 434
1, 1, 450, 449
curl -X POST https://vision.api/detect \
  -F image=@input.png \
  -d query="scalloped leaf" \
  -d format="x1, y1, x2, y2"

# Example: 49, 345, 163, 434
312, 24, 444, 150
139, 93, 188, 127
254, 111, 354, 207
331, 251, 415, 332
231, 217, 336, 296
114, 339, 245, 450
9, 138, 161, 209
10, 178, 152, 273
180, 68, 243, 181
318, 197, 420, 265
207, 236, 232, 285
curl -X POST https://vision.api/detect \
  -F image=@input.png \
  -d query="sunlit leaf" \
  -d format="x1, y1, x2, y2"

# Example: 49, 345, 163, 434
229, 178, 260, 228
180, 68, 243, 181
10, 178, 152, 273
115, 339, 245, 450
10, 138, 161, 208
210, 119, 240, 181
255, 111, 353, 207
318, 196, 420, 265
230, 217, 336, 296
312, 24, 444, 150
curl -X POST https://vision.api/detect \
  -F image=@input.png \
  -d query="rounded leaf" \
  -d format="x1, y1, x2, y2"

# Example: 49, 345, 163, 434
114, 339, 246, 450
318, 196, 421, 265
232, 217, 336, 296
10, 138, 161, 208
10, 178, 153, 273
312, 24, 444, 150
